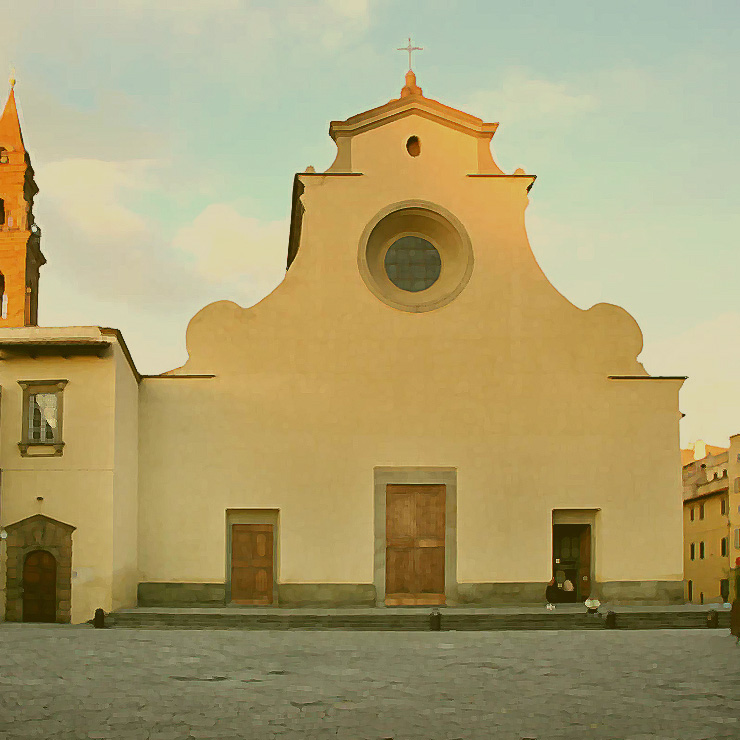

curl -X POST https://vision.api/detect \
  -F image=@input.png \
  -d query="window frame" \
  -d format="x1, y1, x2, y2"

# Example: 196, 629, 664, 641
18, 379, 68, 456
699, 503, 705, 520
690, 507, 694, 522
699, 541, 705, 559
690, 542, 695, 561
721, 537, 728, 557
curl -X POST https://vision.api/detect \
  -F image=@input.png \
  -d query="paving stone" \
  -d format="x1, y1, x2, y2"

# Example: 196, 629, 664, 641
1, 626, 738, 738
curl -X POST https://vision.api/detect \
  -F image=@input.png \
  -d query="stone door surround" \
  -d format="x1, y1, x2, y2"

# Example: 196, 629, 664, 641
4, 514, 75, 622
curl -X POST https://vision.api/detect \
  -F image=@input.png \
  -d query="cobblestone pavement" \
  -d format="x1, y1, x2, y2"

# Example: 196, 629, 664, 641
1, 625, 739, 740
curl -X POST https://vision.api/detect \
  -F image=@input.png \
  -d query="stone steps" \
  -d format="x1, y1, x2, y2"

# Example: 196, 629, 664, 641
108, 610, 732, 631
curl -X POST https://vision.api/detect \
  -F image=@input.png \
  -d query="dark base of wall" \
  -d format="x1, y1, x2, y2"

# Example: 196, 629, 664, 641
457, 581, 685, 606
456, 582, 549, 605
278, 584, 377, 607
136, 582, 376, 607
597, 580, 684, 605
135, 580, 686, 608
138, 582, 226, 607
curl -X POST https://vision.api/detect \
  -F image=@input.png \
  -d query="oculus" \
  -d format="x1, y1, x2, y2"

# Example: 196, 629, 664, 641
358, 201, 474, 313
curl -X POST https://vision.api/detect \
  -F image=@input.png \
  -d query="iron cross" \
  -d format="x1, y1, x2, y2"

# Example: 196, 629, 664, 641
397, 37, 423, 71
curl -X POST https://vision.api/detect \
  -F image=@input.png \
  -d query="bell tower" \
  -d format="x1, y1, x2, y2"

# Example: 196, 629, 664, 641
0, 77, 45, 327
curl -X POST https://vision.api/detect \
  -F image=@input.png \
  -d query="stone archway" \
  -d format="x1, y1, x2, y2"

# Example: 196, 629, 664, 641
4, 514, 75, 623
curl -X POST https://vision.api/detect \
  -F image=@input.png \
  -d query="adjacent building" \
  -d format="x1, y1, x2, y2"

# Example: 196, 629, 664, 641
682, 435, 740, 603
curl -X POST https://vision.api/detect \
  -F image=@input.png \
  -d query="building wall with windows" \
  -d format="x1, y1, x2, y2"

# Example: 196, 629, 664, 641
0, 327, 138, 623
729, 434, 740, 600
682, 435, 740, 603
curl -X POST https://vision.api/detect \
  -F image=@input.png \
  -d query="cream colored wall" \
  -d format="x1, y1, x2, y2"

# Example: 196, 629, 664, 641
351, 117, 480, 178
138, 107, 684, 594
0, 328, 121, 622
111, 343, 139, 610
684, 492, 730, 603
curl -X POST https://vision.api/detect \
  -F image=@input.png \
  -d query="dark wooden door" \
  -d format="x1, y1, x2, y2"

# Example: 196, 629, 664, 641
578, 525, 592, 599
231, 524, 274, 605
386, 484, 445, 606
23, 550, 57, 622
553, 524, 592, 601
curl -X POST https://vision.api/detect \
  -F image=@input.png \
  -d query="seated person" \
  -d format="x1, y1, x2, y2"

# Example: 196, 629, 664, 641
545, 577, 561, 605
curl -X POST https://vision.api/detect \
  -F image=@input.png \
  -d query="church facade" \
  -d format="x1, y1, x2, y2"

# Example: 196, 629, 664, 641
0, 72, 686, 624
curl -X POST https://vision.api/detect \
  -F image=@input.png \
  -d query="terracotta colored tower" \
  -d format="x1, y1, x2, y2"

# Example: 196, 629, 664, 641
0, 79, 45, 327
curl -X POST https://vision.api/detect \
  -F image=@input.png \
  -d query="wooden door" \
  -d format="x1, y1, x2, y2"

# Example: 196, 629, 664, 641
23, 550, 57, 622
386, 484, 445, 606
578, 525, 591, 599
230, 524, 274, 605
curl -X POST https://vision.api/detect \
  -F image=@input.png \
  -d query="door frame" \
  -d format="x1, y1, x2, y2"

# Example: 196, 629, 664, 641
225, 509, 279, 606
374, 467, 458, 606
3, 514, 75, 623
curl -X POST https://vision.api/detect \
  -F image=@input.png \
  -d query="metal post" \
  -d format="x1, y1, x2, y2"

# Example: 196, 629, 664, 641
429, 608, 441, 631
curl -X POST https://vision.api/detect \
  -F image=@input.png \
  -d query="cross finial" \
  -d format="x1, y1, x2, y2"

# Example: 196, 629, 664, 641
397, 37, 423, 71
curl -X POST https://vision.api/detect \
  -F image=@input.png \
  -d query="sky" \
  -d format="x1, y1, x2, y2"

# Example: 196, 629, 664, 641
2, 0, 738, 447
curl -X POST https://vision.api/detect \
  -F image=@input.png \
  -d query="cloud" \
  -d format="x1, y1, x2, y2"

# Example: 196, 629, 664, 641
103, 0, 369, 46
17, 89, 164, 165
459, 69, 597, 127
36, 158, 209, 313
38, 159, 154, 241
36, 158, 288, 313
639, 312, 740, 446
172, 204, 288, 291
284, 0, 370, 48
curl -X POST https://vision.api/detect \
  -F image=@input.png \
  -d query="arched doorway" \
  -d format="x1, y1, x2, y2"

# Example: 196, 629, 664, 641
4, 514, 75, 623
23, 550, 57, 622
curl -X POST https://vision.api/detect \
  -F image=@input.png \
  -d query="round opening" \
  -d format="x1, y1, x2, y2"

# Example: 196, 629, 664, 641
358, 202, 474, 313
384, 236, 441, 292
406, 136, 421, 157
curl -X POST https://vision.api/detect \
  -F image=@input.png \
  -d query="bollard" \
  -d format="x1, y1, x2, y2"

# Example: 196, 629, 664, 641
429, 608, 441, 631
731, 598, 740, 642
706, 610, 719, 629
93, 608, 106, 629
605, 611, 617, 629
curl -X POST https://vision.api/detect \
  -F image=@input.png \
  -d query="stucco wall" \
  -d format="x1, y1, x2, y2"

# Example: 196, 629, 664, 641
111, 342, 139, 611
0, 329, 118, 623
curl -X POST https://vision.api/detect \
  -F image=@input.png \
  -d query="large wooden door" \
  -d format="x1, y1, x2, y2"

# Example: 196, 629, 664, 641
230, 524, 274, 605
23, 550, 57, 622
386, 484, 445, 606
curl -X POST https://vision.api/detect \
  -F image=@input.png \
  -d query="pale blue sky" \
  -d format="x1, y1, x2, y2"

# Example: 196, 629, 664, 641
3, 0, 739, 446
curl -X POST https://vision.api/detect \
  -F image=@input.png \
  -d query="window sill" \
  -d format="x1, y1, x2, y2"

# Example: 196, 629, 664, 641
18, 442, 65, 457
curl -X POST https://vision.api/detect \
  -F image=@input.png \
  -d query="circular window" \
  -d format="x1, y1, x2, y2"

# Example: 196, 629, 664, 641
384, 236, 441, 292
358, 201, 474, 313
